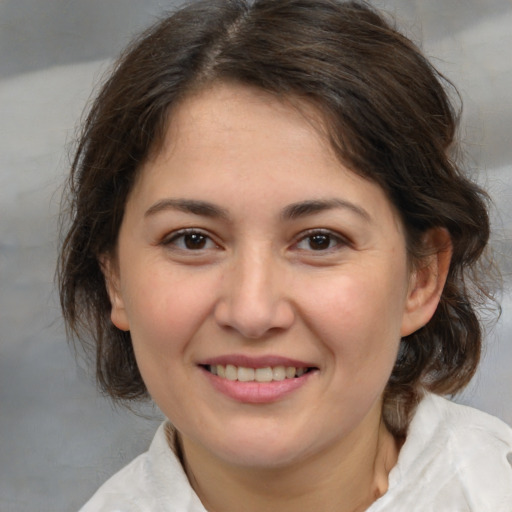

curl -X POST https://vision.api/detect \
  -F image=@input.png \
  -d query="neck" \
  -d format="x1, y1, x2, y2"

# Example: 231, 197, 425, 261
178, 408, 399, 512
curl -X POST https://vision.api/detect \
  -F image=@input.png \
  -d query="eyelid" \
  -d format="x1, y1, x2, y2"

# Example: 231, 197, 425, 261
161, 228, 221, 250
292, 228, 351, 252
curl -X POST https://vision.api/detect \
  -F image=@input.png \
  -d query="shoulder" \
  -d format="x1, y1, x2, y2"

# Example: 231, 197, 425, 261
78, 422, 206, 512
415, 392, 512, 445
417, 393, 512, 467
372, 393, 512, 512
78, 451, 149, 512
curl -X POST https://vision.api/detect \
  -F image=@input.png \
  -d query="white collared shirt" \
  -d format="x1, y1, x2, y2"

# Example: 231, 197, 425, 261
79, 393, 512, 511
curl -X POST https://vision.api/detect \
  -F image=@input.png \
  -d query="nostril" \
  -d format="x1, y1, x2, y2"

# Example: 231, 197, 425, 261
213, 297, 295, 339
507, 452, 512, 467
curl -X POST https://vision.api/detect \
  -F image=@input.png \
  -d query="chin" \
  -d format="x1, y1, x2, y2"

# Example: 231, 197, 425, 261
219, 441, 311, 470
198, 420, 326, 470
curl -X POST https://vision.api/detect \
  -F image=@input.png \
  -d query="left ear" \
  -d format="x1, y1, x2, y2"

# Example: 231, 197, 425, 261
401, 228, 452, 337
99, 253, 130, 332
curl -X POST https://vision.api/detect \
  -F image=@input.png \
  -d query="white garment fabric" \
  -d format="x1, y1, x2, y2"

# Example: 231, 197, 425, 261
79, 393, 512, 511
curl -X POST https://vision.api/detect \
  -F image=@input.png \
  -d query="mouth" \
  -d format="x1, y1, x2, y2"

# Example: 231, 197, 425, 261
202, 364, 317, 383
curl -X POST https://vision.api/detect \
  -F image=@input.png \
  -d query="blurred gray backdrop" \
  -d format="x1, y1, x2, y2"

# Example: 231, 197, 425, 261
1, 1, 511, 510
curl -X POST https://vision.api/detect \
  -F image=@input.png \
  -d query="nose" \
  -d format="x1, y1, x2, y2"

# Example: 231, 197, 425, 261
213, 247, 295, 339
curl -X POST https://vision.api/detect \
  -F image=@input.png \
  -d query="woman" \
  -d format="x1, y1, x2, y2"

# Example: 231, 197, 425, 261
59, 0, 512, 510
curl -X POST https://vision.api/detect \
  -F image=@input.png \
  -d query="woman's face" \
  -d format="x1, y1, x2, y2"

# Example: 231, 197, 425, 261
106, 84, 427, 469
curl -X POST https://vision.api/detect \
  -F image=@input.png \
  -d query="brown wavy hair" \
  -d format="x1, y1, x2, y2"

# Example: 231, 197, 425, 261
58, 0, 495, 437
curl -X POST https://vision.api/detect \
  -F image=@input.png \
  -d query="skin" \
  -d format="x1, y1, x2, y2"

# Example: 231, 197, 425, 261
104, 83, 451, 512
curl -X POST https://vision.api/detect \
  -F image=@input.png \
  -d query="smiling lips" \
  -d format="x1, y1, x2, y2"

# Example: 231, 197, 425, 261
200, 359, 317, 403
207, 364, 310, 382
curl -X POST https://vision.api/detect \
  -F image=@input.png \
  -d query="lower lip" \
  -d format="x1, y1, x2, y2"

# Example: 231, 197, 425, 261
202, 368, 315, 404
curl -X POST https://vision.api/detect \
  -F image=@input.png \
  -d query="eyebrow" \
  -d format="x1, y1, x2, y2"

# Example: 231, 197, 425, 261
281, 199, 371, 222
144, 197, 371, 223
144, 199, 229, 219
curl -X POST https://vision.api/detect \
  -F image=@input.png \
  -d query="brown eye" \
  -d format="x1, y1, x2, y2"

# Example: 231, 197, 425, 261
164, 230, 217, 251
308, 234, 331, 250
183, 233, 207, 249
295, 230, 347, 252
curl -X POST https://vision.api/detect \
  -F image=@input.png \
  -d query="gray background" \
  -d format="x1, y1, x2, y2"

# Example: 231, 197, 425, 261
1, 1, 511, 510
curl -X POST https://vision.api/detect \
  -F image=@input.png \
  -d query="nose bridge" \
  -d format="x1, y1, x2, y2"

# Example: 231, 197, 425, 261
215, 242, 294, 338
236, 244, 274, 309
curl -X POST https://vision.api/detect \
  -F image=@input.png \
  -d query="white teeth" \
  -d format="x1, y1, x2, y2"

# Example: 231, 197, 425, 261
225, 364, 237, 381
208, 365, 310, 381
272, 366, 286, 381
237, 367, 255, 382
285, 366, 296, 379
255, 367, 273, 382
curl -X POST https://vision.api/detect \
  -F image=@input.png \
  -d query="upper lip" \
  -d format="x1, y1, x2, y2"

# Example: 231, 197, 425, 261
199, 354, 316, 369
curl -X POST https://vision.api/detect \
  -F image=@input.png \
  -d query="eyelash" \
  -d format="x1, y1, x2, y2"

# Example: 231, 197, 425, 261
293, 229, 349, 252
161, 228, 349, 254
161, 229, 220, 251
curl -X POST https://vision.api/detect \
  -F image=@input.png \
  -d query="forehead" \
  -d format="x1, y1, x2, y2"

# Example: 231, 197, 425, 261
161, 83, 332, 165
141, 84, 341, 189
131, 83, 401, 230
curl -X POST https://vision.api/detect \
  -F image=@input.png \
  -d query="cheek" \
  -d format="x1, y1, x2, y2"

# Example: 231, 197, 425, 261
124, 268, 217, 362
299, 271, 405, 375
123, 270, 218, 420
